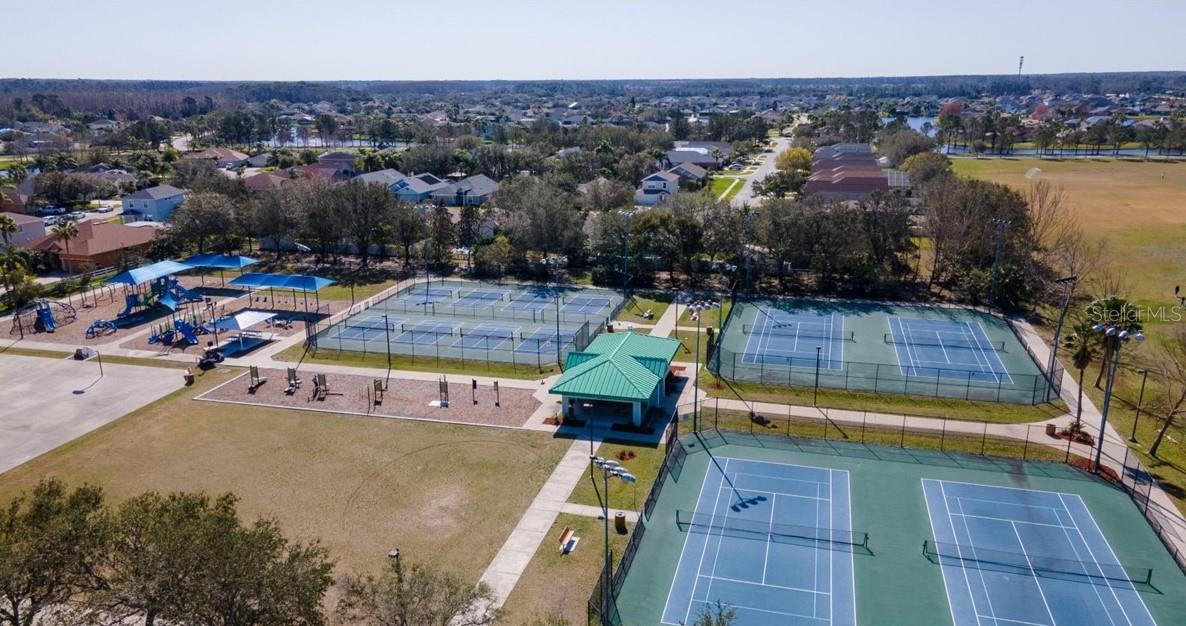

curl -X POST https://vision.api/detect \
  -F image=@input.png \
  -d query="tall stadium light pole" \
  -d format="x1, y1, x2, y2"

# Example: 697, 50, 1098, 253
591, 457, 636, 626
988, 218, 1010, 311
1045, 275, 1078, 402
694, 304, 702, 430
1092, 325, 1144, 474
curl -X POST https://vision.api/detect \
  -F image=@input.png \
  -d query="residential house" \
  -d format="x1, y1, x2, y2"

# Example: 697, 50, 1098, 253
0, 188, 30, 214
804, 144, 890, 200
244, 171, 289, 192
30, 220, 159, 272
390, 173, 449, 203
667, 162, 708, 186
429, 174, 499, 206
192, 147, 249, 168
0, 212, 46, 247
246, 153, 271, 168
121, 185, 186, 222
353, 168, 406, 187
666, 141, 734, 170
634, 171, 680, 206
317, 151, 358, 176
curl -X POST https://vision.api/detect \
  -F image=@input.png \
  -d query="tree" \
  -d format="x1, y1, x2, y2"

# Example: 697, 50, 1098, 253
51, 217, 79, 257
752, 169, 807, 199
334, 181, 397, 267
1147, 326, 1186, 458
691, 600, 737, 626
1061, 318, 1101, 431
335, 558, 499, 626
1085, 296, 1142, 389
170, 193, 237, 253
878, 126, 936, 166
900, 152, 951, 185
0, 479, 107, 626
774, 147, 811, 172
390, 202, 426, 268
426, 205, 456, 267
0, 214, 16, 246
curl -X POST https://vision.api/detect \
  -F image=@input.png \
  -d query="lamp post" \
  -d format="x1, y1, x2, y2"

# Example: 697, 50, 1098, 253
1046, 275, 1078, 402
1091, 324, 1144, 474
382, 313, 392, 386
591, 456, 636, 626
988, 218, 1010, 311
1130, 368, 1149, 442
814, 345, 822, 406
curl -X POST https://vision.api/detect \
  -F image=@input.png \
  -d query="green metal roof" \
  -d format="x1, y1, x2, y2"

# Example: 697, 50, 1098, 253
549, 332, 681, 402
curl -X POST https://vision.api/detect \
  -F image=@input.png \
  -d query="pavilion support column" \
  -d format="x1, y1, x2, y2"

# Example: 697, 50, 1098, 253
632, 401, 643, 426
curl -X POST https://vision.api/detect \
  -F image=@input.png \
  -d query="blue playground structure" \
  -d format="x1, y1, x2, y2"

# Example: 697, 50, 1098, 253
117, 293, 143, 318
85, 319, 117, 339
9, 299, 77, 336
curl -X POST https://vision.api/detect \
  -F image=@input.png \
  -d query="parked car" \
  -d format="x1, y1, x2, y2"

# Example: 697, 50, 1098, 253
68, 211, 85, 220
95, 206, 114, 213
43, 216, 58, 225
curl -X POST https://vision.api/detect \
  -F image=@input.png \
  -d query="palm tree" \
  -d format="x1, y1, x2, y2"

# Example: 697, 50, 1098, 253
51, 217, 80, 259
1062, 318, 1101, 431
1086, 296, 1142, 389
0, 214, 16, 246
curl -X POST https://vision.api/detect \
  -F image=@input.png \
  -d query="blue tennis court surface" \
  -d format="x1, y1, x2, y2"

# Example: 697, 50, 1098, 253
888, 317, 1012, 384
394, 320, 457, 345
504, 292, 554, 311
922, 480, 1156, 626
337, 315, 401, 341
741, 310, 846, 370
562, 295, 611, 315
662, 458, 856, 626
454, 289, 508, 308
451, 323, 520, 350
514, 328, 574, 354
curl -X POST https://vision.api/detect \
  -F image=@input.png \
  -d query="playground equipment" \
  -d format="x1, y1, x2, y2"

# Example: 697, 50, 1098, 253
153, 277, 205, 306
85, 319, 117, 339
173, 319, 201, 346
9, 300, 77, 336
117, 293, 143, 318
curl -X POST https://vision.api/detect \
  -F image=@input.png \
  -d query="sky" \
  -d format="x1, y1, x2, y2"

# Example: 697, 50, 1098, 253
4, 1, 1185, 81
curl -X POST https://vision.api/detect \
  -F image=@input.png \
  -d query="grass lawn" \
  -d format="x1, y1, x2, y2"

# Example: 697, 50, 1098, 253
497, 513, 632, 626
668, 329, 710, 365
708, 177, 744, 201
699, 370, 1068, 424
0, 367, 571, 582
568, 442, 664, 511
677, 299, 733, 328
275, 342, 561, 379
616, 293, 671, 325
952, 157, 1186, 320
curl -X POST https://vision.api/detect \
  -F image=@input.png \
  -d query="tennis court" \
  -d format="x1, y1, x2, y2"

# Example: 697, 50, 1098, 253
312, 281, 625, 366
715, 299, 1051, 404
661, 457, 857, 626
922, 479, 1157, 626
888, 317, 1012, 384
741, 310, 849, 370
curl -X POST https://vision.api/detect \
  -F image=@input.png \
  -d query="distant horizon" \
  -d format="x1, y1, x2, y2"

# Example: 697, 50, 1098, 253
2, 70, 1184, 85
4, 1, 1184, 82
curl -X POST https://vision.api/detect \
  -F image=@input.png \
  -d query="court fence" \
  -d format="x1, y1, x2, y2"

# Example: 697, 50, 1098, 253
711, 345, 1061, 405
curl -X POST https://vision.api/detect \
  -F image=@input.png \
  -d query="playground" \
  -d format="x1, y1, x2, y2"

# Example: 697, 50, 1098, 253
197, 366, 544, 429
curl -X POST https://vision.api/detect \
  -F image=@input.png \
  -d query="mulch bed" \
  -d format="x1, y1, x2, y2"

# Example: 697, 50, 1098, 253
200, 367, 539, 428
1068, 455, 1123, 483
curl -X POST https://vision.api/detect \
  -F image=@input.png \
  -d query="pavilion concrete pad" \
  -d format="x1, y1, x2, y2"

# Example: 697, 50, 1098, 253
0, 354, 181, 474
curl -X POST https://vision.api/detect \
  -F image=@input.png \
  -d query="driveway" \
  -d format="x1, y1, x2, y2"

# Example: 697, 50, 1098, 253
731, 136, 790, 207
0, 354, 181, 474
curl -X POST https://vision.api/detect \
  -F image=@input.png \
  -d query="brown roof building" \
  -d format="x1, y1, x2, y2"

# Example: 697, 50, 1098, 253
30, 220, 158, 272
804, 144, 890, 200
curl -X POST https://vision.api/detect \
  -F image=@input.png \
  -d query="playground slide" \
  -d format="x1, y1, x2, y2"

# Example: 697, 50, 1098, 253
117, 294, 139, 317
174, 320, 200, 346
36, 304, 56, 333
169, 280, 205, 303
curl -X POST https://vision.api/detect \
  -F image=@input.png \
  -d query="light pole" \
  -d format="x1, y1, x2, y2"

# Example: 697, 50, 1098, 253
382, 313, 392, 386
1091, 324, 1144, 474
814, 345, 822, 406
1130, 368, 1149, 442
1046, 275, 1078, 402
988, 218, 1010, 311
591, 456, 636, 626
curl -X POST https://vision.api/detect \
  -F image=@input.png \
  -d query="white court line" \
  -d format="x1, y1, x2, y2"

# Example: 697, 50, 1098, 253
950, 512, 1077, 531
696, 573, 831, 595
922, 481, 962, 626
1009, 521, 1058, 625
699, 460, 736, 624
940, 482, 988, 626
1049, 510, 1123, 626
763, 493, 776, 585
660, 453, 720, 625
975, 615, 1052, 626
953, 496, 1001, 625
812, 480, 821, 618
1058, 494, 1136, 626
1070, 491, 1156, 625
682, 459, 732, 626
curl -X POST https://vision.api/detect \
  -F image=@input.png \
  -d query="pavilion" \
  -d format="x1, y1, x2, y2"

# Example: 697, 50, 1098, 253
549, 331, 681, 426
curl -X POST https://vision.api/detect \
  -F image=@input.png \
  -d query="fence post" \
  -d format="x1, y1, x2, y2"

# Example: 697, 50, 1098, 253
1065, 430, 1073, 463
939, 418, 946, 452
980, 421, 988, 456
1022, 425, 1030, 460
900, 414, 906, 448
860, 412, 867, 443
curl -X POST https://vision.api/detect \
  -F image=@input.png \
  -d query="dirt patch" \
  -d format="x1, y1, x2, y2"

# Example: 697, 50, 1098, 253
200, 367, 539, 428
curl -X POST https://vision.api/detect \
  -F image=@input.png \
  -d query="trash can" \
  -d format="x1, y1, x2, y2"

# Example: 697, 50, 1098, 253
614, 511, 627, 534
1045, 423, 1057, 437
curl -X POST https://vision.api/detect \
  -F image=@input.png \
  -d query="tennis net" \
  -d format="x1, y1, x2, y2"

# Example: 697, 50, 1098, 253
348, 318, 396, 331
461, 327, 516, 339
461, 289, 507, 301
742, 324, 855, 342
400, 323, 457, 337
676, 510, 869, 548
923, 540, 1152, 585
884, 333, 1006, 351
425, 287, 455, 297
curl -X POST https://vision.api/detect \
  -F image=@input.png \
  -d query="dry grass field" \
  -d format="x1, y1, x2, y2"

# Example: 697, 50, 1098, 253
0, 368, 571, 583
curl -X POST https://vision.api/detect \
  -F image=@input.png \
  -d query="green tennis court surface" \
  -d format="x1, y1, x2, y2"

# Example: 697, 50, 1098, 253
715, 299, 1052, 404
613, 431, 1186, 626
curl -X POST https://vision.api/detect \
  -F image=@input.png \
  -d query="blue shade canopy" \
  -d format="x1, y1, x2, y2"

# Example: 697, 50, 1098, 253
106, 260, 193, 286
228, 272, 336, 292
183, 254, 260, 269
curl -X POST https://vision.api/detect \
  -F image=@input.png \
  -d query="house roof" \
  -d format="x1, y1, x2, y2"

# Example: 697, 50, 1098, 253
430, 174, 498, 199
37, 221, 157, 260
354, 169, 406, 186
644, 171, 681, 183
393, 174, 449, 195
549, 331, 680, 402
668, 162, 707, 180
244, 172, 288, 191
125, 184, 185, 200
0, 211, 42, 227
193, 147, 248, 161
